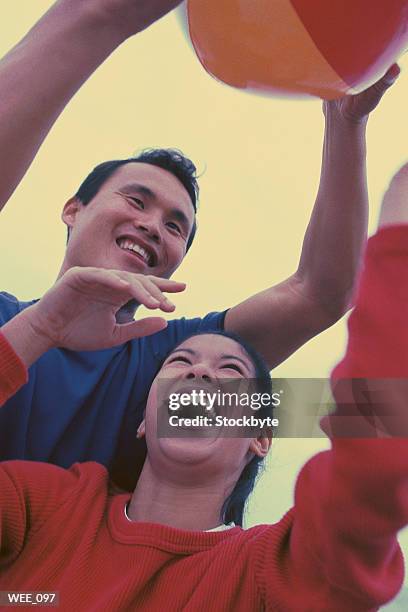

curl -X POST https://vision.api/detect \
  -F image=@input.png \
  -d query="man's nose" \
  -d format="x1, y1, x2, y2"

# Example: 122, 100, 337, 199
184, 364, 214, 383
134, 217, 161, 244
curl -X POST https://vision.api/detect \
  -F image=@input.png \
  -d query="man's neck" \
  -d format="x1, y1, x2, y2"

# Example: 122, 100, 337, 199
127, 460, 233, 531
115, 299, 139, 323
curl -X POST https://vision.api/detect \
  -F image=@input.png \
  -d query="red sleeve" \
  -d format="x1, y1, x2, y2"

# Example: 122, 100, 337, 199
0, 332, 28, 405
333, 225, 408, 379
0, 462, 103, 567
287, 227, 408, 610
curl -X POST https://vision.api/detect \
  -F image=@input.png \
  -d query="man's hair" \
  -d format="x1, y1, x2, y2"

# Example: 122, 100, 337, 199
73, 148, 199, 251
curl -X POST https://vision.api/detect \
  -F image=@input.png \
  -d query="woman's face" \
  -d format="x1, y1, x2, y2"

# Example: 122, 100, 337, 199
139, 334, 270, 481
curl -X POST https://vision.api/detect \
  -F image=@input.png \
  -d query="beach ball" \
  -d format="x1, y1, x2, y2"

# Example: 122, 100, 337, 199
179, 0, 408, 99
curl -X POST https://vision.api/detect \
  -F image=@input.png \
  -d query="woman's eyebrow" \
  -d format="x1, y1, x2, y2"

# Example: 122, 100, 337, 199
168, 348, 196, 357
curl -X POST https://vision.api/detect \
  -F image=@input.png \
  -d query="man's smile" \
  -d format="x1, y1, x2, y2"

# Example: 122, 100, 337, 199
116, 235, 157, 267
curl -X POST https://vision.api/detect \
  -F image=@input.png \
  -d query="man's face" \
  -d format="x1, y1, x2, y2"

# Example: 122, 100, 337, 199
61, 163, 195, 278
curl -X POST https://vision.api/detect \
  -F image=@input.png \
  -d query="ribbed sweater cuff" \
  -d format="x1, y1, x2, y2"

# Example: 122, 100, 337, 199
0, 332, 28, 403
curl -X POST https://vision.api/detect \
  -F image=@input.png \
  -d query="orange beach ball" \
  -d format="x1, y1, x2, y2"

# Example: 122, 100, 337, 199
182, 0, 408, 99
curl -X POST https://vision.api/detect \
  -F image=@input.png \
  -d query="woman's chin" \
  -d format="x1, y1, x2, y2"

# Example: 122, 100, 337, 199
158, 436, 220, 465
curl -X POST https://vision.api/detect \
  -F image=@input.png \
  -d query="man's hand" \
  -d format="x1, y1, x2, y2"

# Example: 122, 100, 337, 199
225, 66, 402, 369
323, 64, 400, 125
30, 267, 186, 350
2, 268, 186, 363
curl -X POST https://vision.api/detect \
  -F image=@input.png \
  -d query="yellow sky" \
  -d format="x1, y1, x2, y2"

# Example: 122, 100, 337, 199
1, 3, 407, 600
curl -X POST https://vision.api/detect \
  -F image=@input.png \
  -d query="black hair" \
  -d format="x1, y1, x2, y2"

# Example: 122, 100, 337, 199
73, 148, 199, 251
166, 329, 273, 527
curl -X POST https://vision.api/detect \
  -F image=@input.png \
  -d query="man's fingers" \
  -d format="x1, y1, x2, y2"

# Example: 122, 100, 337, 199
100, 270, 186, 293
65, 268, 135, 301
71, 268, 186, 311
88, 272, 161, 310
380, 63, 401, 88
366, 64, 400, 99
147, 277, 187, 293
124, 280, 163, 309
140, 278, 176, 312
115, 273, 186, 312
344, 64, 400, 120
113, 317, 168, 343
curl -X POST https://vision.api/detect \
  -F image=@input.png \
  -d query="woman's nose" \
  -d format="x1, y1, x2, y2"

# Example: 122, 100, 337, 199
184, 364, 214, 383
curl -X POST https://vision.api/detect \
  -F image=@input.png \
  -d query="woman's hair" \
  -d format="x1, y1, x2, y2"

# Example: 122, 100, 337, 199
167, 329, 273, 527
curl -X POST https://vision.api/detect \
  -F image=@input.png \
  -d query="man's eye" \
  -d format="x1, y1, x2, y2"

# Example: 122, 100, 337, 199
166, 221, 182, 234
127, 197, 144, 209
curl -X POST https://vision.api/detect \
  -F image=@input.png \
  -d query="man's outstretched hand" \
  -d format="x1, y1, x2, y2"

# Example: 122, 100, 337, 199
323, 64, 401, 124
5, 267, 186, 358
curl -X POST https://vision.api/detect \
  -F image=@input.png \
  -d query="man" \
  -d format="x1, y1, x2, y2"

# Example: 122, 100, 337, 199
0, 0, 400, 487
1, 163, 408, 610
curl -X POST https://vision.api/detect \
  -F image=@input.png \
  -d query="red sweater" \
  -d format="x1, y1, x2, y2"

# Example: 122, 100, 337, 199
0, 227, 408, 611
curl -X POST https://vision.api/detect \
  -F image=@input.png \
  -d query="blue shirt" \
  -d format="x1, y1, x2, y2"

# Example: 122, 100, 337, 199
0, 292, 226, 489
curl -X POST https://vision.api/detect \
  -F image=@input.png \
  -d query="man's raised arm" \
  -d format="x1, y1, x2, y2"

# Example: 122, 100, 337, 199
0, 0, 181, 210
225, 66, 400, 369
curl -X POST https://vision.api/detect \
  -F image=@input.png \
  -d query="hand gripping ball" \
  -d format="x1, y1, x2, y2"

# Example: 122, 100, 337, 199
180, 0, 408, 99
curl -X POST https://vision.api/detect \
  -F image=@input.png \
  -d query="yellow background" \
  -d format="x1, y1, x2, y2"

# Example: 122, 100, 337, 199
0, 2, 407, 604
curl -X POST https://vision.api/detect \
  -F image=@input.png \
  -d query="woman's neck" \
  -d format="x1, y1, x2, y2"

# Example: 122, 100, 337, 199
127, 460, 234, 531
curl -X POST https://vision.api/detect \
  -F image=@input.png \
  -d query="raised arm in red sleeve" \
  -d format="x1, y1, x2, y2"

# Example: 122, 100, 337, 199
289, 226, 408, 611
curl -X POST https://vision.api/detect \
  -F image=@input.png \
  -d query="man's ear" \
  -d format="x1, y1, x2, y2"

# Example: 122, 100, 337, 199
249, 431, 272, 458
136, 419, 146, 440
62, 197, 81, 229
